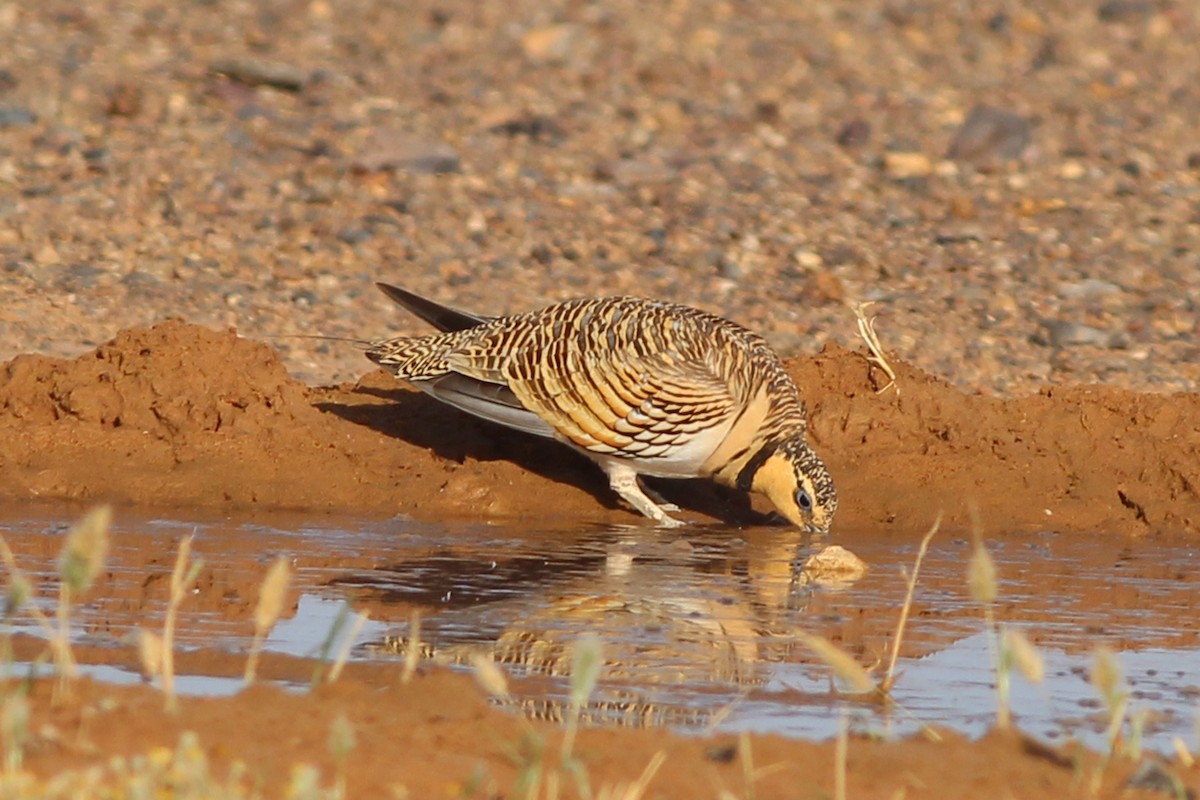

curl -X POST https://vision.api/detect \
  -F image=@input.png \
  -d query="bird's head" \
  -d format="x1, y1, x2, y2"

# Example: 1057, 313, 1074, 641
748, 438, 838, 533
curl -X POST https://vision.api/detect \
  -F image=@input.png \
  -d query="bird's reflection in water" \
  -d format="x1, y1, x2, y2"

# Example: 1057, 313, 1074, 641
331, 527, 867, 728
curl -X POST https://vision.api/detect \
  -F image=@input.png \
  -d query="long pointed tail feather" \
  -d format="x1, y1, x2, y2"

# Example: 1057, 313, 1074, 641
375, 282, 492, 332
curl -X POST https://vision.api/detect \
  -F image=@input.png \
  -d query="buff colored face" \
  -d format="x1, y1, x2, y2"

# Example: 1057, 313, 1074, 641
752, 452, 837, 533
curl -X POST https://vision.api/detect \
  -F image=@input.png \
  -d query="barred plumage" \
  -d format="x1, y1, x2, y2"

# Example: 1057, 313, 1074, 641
365, 283, 837, 532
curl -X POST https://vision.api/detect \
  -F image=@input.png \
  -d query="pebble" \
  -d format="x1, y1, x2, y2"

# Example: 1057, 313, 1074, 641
595, 159, 677, 186
883, 151, 933, 179
934, 224, 985, 245
209, 58, 309, 91
353, 130, 462, 174
946, 105, 1032, 167
1096, 0, 1154, 22
484, 111, 565, 143
0, 106, 35, 127
835, 119, 871, 149
520, 24, 581, 64
1058, 278, 1121, 299
1059, 161, 1087, 180
1037, 320, 1128, 349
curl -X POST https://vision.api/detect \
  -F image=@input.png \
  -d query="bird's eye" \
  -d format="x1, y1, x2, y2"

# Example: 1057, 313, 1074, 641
796, 490, 812, 511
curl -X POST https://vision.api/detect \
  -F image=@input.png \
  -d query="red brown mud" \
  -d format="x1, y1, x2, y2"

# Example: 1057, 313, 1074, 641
2, 322, 1200, 798
1, 321, 1198, 535
9, 673, 1192, 800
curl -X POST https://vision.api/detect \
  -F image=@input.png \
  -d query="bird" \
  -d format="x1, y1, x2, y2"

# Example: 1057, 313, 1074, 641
364, 283, 838, 532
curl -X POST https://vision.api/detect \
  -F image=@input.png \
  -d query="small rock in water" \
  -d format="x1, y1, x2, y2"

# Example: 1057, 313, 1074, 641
947, 104, 1032, 167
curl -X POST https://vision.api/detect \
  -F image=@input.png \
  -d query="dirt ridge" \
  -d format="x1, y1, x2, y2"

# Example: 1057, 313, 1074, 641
1, 321, 1197, 535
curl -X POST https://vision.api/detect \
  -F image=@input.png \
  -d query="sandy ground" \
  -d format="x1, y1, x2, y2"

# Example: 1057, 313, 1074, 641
2, 0, 1200, 795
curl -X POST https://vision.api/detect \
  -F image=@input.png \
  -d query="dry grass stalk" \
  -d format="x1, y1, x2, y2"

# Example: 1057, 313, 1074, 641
327, 610, 369, 683
596, 750, 666, 800
136, 628, 165, 680
162, 534, 204, 710
1002, 627, 1045, 685
851, 301, 898, 396
0, 537, 54, 662
966, 523, 1008, 728
562, 633, 603, 764
1091, 646, 1130, 757
795, 631, 876, 695
244, 556, 293, 685
54, 506, 113, 685
401, 610, 421, 685
470, 653, 511, 701
834, 709, 849, 800
882, 513, 941, 692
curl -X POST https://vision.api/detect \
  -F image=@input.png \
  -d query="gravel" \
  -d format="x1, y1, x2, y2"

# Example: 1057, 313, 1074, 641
0, 0, 1197, 396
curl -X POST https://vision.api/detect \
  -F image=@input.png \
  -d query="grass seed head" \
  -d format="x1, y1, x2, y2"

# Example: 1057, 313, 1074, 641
58, 505, 112, 593
470, 653, 511, 700
137, 628, 165, 679
328, 713, 357, 761
569, 633, 603, 708
796, 631, 876, 694
254, 557, 292, 634
966, 539, 997, 605
1090, 646, 1126, 712
1002, 627, 1044, 684
4, 572, 31, 618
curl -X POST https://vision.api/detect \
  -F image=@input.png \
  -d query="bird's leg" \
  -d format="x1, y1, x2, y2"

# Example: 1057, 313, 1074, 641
605, 464, 685, 527
638, 478, 681, 512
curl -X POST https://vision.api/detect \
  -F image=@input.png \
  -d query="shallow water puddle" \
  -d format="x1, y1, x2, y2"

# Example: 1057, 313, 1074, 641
1, 509, 1197, 753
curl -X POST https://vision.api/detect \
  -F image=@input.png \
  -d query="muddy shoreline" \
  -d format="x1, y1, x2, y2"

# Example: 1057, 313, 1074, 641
1, 321, 1196, 537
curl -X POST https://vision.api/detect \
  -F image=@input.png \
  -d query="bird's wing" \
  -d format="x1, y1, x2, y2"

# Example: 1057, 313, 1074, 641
451, 338, 741, 463
415, 373, 557, 438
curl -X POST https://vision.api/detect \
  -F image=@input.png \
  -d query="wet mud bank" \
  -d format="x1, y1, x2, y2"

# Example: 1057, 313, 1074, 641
0, 321, 1196, 537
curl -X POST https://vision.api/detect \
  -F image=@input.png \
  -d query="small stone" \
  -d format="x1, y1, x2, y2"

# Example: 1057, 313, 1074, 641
1037, 320, 1128, 349
934, 224, 985, 244
595, 158, 677, 186
801, 272, 845, 305
482, 109, 565, 142
56, 262, 106, 291
1058, 278, 1121, 299
106, 83, 143, 117
947, 104, 1032, 167
835, 118, 871, 149
1097, 0, 1154, 22
792, 249, 824, 270
32, 243, 60, 265
120, 270, 161, 288
337, 227, 372, 245
883, 151, 933, 179
1186, 152, 1200, 171
1059, 160, 1087, 180
520, 24, 580, 63
0, 105, 36, 128
799, 545, 868, 589
209, 57, 309, 91
353, 129, 461, 174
